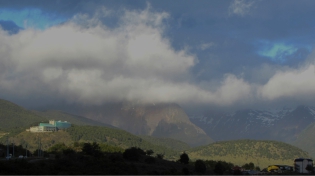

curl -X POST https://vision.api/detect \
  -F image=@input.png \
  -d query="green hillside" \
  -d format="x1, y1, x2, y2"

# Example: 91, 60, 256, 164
2, 125, 181, 160
187, 139, 310, 169
293, 122, 315, 158
0, 99, 46, 131
33, 110, 116, 128
139, 135, 191, 151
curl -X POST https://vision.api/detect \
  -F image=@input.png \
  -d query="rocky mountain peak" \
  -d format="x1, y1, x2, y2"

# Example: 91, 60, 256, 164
81, 102, 213, 146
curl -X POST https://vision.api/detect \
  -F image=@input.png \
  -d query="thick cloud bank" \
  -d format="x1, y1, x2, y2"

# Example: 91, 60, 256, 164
0, 7, 314, 109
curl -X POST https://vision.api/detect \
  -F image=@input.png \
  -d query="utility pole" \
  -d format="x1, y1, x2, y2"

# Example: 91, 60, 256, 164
40, 139, 42, 157
25, 144, 28, 157
12, 143, 14, 158
37, 137, 42, 157
38, 137, 40, 157
6, 137, 9, 158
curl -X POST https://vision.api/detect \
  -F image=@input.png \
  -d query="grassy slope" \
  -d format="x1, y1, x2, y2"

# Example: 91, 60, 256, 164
0, 99, 46, 131
293, 122, 315, 158
33, 110, 116, 128
187, 139, 310, 169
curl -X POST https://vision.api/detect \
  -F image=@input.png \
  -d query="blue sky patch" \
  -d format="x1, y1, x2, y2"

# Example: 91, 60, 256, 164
0, 8, 66, 30
258, 41, 299, 63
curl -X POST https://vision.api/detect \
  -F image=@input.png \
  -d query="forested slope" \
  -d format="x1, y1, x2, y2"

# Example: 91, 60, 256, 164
139, 135, 191, 151
0, 99, 46, 131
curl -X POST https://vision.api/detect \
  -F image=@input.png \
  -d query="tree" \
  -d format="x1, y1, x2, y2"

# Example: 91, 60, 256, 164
82, 142, 102, 156
249, 162, 255, 170
242, 162, 255, 170
123, 147, 145, 161
47, 143, 68, 154
195, 159, 206, 173
254, 166, 261, 171
179, 152, 189, 164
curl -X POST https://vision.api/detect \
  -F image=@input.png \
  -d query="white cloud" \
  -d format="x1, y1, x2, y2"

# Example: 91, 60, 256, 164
229, 0, 256, 17
1, 7, 251, 106
1, 5, 315, 110
259, 64, 315, 101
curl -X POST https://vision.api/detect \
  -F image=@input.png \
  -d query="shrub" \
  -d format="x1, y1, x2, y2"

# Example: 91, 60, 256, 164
156, 153, 164, 159
146, 149, 154, 156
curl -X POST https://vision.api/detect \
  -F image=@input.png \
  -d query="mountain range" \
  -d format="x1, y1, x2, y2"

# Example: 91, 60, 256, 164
190, 105, 315, 144
1, 98, 315, 155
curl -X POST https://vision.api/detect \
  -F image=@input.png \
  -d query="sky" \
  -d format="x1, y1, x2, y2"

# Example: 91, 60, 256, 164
0, 0, 315, 113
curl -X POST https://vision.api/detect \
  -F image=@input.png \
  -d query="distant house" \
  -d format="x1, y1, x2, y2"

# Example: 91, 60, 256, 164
294, 158, 313, 174
29, 120, 71, 132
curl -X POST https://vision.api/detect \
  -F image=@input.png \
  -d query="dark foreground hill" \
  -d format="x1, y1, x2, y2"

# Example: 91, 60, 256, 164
0, 154, 196, 175
187, 139, 310, 169
0, 144, 210, 175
